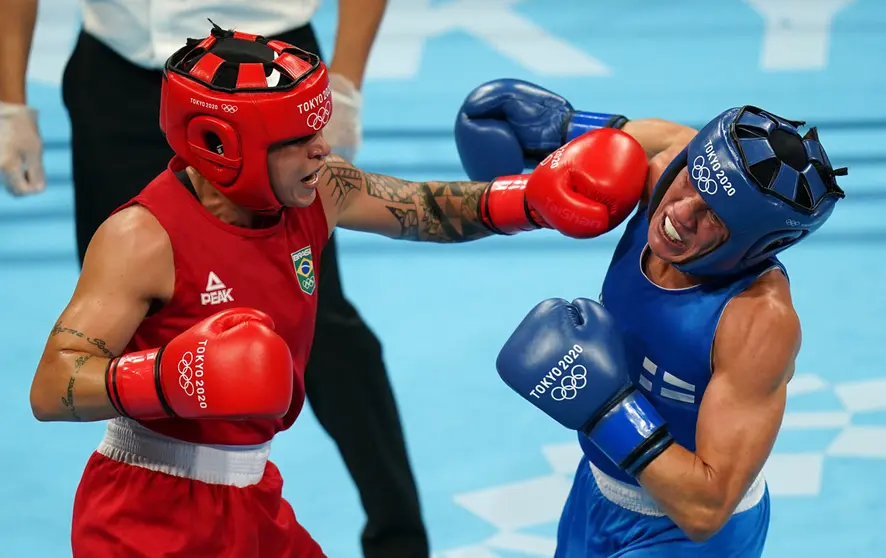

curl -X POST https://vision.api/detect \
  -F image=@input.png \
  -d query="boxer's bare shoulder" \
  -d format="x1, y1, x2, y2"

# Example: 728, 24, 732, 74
76, 204, 175, 311
714, 266, 800, 384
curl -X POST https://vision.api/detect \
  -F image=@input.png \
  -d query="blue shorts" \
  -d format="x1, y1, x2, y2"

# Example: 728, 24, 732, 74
555, 456, 770, 558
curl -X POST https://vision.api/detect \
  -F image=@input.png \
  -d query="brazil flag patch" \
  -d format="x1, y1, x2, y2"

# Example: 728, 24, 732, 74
291, 246, 316, 295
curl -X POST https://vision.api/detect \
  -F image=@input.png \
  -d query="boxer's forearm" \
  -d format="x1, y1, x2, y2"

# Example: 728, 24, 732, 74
0, 0, 38, 104
362, 172, 494, 242
329, 0, 387, 88
321, 156, 496, 242
620, 119, 696, 159
31, 351, 121, 422
636, 444, 735, 542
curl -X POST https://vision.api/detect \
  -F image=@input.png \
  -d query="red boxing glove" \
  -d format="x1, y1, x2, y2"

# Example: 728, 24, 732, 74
527, 128, 648, 238
477, 129, 647, 238
477, 174, 548, 235
105, 308, 294, 420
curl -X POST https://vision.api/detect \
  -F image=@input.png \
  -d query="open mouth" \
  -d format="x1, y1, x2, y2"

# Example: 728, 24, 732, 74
662, 215, 684, 246
301, 169, 320, 186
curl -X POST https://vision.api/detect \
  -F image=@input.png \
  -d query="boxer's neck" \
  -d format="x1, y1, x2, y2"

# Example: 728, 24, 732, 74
644, 250, 704, 290
185, 167, 278, 229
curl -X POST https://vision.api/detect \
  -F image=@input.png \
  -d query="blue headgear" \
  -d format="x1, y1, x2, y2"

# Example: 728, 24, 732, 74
648, 106, 847, 277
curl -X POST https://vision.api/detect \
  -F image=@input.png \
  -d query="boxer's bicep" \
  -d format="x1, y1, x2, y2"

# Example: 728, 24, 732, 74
695, 289, 801, 513
50, 206, 171, 355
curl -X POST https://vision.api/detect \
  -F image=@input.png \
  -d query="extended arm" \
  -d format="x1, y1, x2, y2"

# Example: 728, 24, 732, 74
455, 78, 696, 183
317, 155, 492, 242
316, 128, 648, 242
620, 118, 697, 160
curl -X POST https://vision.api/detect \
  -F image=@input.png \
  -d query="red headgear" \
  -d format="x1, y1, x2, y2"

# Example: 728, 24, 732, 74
160, 24, 331, 213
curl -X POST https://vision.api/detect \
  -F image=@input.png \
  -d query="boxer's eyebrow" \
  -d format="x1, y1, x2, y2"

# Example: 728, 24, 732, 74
273, 134, 317, 149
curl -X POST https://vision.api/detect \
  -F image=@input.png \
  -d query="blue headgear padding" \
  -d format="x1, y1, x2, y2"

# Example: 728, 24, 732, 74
647, 106, 847, 277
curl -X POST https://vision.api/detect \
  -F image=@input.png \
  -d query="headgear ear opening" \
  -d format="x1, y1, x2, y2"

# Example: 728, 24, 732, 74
195, 131, 222, 156
183, 116, 242, 188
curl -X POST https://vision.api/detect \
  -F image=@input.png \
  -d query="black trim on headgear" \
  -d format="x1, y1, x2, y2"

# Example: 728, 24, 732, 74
733, 106, 847, 214
164, 20, 321, 95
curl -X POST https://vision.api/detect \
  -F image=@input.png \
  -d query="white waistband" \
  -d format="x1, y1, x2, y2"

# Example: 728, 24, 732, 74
97, 418, 271, 487
589, 460, 766, 517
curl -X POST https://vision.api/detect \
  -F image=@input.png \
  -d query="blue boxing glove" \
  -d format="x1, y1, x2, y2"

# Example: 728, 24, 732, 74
497, 298, 673, 477
455, 79, 629, 181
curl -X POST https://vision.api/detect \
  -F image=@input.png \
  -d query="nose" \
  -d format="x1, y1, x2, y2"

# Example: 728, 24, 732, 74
671, 196, 700, 230
309, 133, 331, 160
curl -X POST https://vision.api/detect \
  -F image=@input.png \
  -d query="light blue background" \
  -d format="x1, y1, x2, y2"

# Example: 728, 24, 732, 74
2, 1, 883, 556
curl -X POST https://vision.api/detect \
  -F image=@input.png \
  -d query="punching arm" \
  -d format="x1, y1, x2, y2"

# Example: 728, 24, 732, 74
319, 129, 647, 241
620, 119, 697, 160
317, 155, 495, 242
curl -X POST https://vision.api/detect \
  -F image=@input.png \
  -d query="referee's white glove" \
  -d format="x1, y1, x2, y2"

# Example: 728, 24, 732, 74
0, 102, 46, 196
324, 73, 362, 163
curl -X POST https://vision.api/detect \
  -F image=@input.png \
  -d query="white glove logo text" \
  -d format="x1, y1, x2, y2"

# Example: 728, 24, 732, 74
177, 340, 209, 409
529, 344, 584, 400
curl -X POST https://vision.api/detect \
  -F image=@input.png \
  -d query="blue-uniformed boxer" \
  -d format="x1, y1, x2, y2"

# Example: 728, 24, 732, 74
456, 80, 847, 557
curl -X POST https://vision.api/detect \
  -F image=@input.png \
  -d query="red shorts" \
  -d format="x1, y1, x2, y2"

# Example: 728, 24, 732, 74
71, 419, 325, 558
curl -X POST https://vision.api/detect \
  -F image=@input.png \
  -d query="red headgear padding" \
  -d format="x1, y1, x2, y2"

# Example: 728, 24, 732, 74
160, 24, 331, 213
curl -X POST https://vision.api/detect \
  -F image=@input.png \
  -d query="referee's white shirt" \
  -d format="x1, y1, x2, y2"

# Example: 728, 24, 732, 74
80, 0, 322, 69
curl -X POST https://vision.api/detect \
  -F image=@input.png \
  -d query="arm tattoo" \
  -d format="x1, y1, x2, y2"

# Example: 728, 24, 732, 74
51, 321, 117, 358
320, 162, 362, 207
60, 354, 92, 422
366, 174, 490, 242
386, 207, 419, 238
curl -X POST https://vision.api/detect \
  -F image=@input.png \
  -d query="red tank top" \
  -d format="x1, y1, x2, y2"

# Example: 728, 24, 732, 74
118, 157, 329, 445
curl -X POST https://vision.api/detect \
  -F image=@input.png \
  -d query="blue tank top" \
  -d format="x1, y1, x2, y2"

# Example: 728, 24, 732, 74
578, 209, 785, 486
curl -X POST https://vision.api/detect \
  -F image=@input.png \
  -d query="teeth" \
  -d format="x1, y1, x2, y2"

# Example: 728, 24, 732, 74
303, 171, 319, 185
664, 216, 682, 243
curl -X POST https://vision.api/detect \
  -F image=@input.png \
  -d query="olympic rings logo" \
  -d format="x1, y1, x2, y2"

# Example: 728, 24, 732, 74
306, 101, 331, 131
785, 219, 801, 227
551, 365, 588, 401
691, 156, 718, 195
221, 104, 238, 113
178, 351, 195, 396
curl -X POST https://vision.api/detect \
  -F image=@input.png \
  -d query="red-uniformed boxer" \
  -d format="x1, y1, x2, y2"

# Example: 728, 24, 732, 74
29, 24, 648, 557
